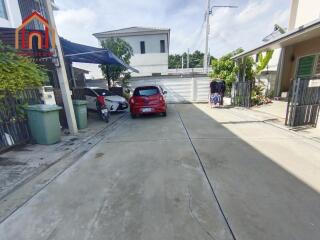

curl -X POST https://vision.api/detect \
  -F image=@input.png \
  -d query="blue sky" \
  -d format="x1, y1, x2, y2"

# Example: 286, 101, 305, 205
54, 0, 291, 58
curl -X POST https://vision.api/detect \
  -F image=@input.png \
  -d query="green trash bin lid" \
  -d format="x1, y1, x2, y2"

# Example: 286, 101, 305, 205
73, 100, 88, 106
24, 104, 62, 112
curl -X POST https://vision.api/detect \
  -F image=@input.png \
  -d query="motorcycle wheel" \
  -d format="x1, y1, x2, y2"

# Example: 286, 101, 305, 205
102, 111, 110, 123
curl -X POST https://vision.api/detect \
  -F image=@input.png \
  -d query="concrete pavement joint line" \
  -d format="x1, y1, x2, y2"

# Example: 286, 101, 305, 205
219, 119, 279, 125
104, 136, 305, 144
104, 138, 190, 143
176, 107, 237, 240
230, 108, 320, 148
250, 107, 286, 121
0, 113, 128, 224
236, 112, 320, 152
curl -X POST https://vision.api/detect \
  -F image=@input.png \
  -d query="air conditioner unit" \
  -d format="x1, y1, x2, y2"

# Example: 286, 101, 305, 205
39, 86, 56, 105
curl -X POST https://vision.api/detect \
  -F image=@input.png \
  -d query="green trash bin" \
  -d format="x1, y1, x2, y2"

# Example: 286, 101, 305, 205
25, 104, 62, 145
73, 100, 88, 129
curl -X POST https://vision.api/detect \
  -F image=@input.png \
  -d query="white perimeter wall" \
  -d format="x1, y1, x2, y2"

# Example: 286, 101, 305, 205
129, 75, 211, 103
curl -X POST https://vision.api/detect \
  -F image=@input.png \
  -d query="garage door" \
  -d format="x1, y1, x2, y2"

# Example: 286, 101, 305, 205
129, 77, 210, 103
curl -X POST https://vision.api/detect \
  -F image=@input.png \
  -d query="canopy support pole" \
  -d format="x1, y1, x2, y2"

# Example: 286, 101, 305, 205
45, 0, 78, 134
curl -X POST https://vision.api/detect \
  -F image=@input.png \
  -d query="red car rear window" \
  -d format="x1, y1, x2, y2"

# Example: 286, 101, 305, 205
133, 87, 159, 97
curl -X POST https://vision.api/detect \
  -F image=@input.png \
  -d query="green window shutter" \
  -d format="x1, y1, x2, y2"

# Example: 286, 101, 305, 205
315, 57, 320, 75
297, 55, 315, 78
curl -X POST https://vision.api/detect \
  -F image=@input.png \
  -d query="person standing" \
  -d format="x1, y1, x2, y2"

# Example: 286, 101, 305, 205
209, 80, 219, 108
217, 80, 226, 106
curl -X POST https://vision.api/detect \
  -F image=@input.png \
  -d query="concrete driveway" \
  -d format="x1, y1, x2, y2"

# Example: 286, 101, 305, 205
0, 104, 319, 240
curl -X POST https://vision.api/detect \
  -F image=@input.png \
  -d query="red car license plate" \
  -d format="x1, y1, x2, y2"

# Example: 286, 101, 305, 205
142, 108, 152, 113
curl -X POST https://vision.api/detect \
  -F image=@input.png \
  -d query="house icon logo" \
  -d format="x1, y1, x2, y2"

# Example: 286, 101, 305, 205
15, 11, 56, 50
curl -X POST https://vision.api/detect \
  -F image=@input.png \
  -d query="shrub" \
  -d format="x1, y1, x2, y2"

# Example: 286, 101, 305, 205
0, 41, 45, 95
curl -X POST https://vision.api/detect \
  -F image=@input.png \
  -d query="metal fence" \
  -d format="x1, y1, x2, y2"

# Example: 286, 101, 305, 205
0, 89, 42, 153
231, 81, 252, 108
285, 77, 320, 127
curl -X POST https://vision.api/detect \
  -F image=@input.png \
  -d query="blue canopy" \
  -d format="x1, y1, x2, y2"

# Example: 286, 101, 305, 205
60, 38, 138, 73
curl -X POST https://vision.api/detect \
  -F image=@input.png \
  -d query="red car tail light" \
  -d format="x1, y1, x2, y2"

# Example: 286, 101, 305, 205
130, 98, 135, 104
97, 96, 106, 107
159, 95, 164, 102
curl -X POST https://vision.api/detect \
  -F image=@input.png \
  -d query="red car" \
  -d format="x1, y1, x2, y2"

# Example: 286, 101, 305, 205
129, 86, 167, 118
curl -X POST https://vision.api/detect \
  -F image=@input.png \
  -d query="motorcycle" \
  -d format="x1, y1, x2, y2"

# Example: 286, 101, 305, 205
96, 96, 110, 123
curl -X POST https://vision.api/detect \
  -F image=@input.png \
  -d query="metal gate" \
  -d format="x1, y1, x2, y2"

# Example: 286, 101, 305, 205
231, 81, 252, 108
285, 77, 320, 127
0, 89, 42, 153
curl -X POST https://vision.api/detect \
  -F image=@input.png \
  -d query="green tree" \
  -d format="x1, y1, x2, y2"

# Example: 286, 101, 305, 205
169, 54, 181, 69
210, 48, 247, 87
99, 38, 133, 88
0, 41, 45, 94
255, 50, 274, 75
189, 50, 204, 68
168, 50, 215, 69
210, 48, 257, 86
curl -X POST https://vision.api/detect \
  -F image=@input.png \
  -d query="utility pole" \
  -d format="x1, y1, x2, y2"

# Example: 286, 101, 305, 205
44, 0, 78, 134
181, 55, 184, 69
208, 48, 211, 69
204, 0, 210, 73
187, 48, 190, 69
204, 2, 238, 73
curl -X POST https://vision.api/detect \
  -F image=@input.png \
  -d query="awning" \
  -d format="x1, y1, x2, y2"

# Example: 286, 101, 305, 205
60, 38, 139, 73
232, 19, 320, 60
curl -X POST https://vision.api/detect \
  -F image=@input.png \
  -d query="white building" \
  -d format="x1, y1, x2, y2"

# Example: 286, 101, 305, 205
0, 0, 22, 28
288, 0, 320, 30
93, 27, 170, 77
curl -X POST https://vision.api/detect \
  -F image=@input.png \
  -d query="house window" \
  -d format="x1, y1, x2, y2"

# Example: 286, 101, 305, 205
160, 40, 165, 53
0, 0, 8, 19
296, 55, 316, 78
140, 41, 145, 54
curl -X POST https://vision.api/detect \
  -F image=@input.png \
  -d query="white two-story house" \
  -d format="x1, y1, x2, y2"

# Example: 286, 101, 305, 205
93, 27, 170, 77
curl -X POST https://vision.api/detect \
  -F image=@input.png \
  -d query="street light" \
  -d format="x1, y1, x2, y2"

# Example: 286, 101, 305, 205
209, 5, 238, 14
203, 3, 238, 73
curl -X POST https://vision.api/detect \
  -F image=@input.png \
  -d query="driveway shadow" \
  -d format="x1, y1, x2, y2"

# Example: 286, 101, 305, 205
174, 103, 320, 240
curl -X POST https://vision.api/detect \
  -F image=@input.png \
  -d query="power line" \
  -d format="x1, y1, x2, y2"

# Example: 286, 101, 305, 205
189, 13, 206, 52
204, 2, 238, 72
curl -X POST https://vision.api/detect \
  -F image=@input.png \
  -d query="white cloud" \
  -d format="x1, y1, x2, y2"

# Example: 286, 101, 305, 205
236, 0, 272, 23
53, 0, 290, 73
208, 0, 290, 57
55, 8, 98, 46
